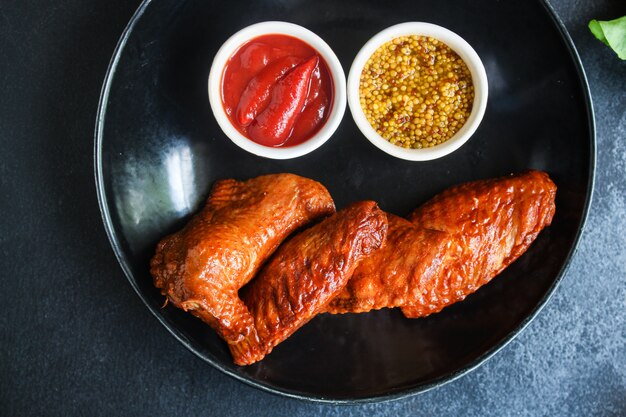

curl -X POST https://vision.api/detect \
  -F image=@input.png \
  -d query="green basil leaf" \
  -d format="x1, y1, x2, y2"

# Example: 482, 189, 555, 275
589, 15, 626, 60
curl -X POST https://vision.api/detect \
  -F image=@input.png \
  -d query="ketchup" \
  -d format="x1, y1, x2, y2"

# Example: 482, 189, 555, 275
221, 34, 334, 147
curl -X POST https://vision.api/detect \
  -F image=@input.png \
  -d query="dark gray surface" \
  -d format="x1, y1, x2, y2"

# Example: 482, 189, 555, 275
0, 0, 624, 416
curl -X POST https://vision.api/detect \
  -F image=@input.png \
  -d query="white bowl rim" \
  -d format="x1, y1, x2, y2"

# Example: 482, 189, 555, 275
208, 21, 347, 160
347, 22, 488, 161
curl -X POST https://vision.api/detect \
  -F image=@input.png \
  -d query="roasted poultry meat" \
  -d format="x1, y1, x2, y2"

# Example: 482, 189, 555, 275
150, 170, 556, 365
325, 170, 556, 318
150, 173, 335, 359
401, 170, 556, 318
325, 214, 451, 313
233, 201, 388, 365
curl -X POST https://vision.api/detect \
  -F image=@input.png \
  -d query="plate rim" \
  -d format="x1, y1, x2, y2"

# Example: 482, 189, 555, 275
93, 0, 596, 404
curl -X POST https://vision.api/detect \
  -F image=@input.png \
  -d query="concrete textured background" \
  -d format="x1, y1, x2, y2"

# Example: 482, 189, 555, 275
0, 0, 624, 416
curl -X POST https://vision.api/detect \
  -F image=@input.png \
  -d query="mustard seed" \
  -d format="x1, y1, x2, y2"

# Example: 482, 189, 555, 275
359, 35, 474, 148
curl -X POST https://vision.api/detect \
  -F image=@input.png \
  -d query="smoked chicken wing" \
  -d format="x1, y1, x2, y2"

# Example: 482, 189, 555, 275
326, 171, 556, 319
325, 214, 451, 314
402, 170, 556, 318
150, 173, 335, 361
233, 201, 388, 365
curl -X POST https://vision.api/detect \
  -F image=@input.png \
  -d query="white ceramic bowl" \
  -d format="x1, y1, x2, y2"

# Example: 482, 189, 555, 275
348, 22, 488, 161
208, 21, 347, 160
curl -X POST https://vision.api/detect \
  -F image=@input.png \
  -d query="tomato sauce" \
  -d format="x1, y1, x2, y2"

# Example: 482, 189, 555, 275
221, 34, 334, 147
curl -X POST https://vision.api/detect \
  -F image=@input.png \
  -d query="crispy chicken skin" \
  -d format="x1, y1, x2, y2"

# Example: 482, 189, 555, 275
232, 201, 388, 365
325, 214, 451, 314
401, 170, 556, 318
150, 174, 335, 358
325, 171, 556, 318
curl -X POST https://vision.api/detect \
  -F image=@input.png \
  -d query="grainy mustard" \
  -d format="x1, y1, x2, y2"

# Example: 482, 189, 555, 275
359, 35, 474, 149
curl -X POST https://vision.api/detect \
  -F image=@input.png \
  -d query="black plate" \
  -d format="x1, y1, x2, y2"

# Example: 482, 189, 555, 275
95, 0, 594, 403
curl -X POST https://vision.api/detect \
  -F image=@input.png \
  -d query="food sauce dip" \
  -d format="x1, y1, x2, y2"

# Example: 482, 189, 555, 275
221, 34, 334, 147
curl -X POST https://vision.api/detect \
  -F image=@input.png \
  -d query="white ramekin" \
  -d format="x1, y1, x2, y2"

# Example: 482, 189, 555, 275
347, 22, 488, 161
208, 21, 347, 160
